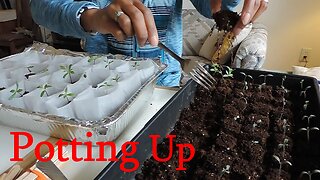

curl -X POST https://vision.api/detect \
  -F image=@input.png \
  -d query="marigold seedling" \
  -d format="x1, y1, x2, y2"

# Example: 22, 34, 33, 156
300, 170, 320, 180
239, 72, 253, 90
60, 64, 75, 83
298, 126, 319, 142
272, 155, 292, 179
258, 74, 273, 91
303, 115, 316, 126
9, 83, 24, 100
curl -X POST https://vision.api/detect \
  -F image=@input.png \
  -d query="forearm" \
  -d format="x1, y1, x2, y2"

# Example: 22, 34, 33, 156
30, 0, 101, 38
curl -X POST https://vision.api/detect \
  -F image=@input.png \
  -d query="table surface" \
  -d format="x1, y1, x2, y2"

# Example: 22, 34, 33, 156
0, 87, 178, 179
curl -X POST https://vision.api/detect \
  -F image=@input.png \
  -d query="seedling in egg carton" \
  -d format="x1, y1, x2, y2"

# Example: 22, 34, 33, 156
37, 83, 52, 97
9, 83, 24, 100
58, 87, 75, 104
60, 64, 75, 84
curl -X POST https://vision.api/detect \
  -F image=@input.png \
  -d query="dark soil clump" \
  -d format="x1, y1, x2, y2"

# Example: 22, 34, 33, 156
212, 10, 240, 31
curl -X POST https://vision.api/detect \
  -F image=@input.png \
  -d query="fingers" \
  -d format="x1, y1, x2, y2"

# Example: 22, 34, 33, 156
103, 0, 158, 46
233, 0, 267, 35
88, 8, 127, 41
116, 10, 134, 36
251, 0, 268, 22
108, 21, 127, 41
133, 0, 158, 46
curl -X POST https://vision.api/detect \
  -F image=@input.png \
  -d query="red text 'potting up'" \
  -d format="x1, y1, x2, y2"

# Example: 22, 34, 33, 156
10, 132, 195, 172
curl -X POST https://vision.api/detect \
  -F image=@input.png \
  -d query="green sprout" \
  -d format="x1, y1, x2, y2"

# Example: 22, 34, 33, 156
222, 66, 234, 78
88, 55, 101, 65
98, 81, 113, 88
112, 74, 121, 82
58, 87, 75, 103
60, 64, 75, 83
210, 63, 222, 75
37, 83, 52, 97
9, 83, 24, 100
104, 60, 114, 68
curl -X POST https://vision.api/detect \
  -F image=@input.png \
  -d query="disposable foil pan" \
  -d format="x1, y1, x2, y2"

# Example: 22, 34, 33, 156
0, 43, 165, 142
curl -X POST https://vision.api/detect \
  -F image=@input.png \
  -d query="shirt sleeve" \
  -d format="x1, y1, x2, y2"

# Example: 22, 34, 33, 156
190, 0, 241, 18
30, 0, 111, 38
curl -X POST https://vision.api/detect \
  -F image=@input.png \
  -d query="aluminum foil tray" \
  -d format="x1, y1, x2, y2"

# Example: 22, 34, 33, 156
0, 43, 164, 142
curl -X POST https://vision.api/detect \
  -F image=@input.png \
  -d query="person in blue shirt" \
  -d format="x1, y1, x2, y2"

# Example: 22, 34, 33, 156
30, 0, 267, 87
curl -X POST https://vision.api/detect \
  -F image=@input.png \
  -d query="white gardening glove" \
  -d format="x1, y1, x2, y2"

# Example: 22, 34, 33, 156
233, 23, 267, 69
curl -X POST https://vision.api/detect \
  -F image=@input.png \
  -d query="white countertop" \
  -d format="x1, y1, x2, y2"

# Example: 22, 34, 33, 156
0, 87, 178, 179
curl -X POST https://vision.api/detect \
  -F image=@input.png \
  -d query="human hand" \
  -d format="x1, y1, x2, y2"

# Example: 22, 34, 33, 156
211, 0, 268, 35
80, 0, 158, 47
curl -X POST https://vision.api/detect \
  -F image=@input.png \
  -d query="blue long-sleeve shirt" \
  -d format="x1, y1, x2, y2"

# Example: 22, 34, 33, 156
30, 0, 240, 87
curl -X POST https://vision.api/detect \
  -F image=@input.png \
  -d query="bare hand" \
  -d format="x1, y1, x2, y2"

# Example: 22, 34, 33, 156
211, 0, 268, 35
80, 0, 158, 47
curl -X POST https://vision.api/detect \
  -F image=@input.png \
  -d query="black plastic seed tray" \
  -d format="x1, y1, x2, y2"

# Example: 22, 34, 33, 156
96, 68, 320, 180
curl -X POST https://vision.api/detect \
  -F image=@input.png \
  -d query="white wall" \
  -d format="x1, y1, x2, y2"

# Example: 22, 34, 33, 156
183, 0, 320, 71
256, 0, 320, 71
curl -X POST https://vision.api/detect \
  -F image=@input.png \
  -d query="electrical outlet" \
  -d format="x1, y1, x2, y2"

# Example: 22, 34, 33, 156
299, 48, 312, 62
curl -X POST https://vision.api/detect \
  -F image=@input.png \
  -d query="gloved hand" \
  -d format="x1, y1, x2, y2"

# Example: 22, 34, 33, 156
233, 23, 268, 69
